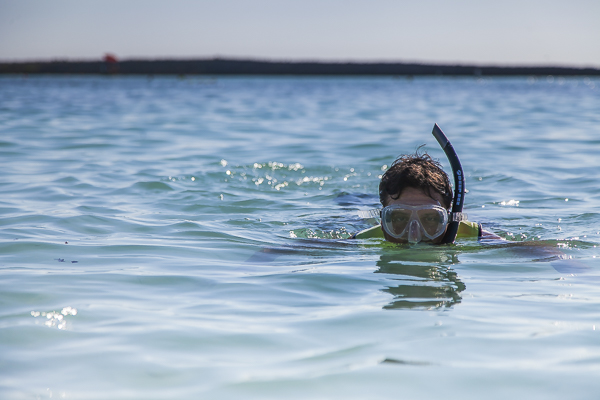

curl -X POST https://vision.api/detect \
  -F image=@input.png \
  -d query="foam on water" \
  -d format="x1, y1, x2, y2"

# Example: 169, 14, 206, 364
1, 75, 599, 399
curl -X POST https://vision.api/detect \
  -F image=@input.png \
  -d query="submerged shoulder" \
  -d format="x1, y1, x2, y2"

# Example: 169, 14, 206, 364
351, 224, 384, 239
457, 220, 502, 240
456, 220, 480, 238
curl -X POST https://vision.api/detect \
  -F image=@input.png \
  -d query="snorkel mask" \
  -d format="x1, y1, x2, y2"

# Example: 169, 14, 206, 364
381, 203, 466, 243
376, 124, 466, 244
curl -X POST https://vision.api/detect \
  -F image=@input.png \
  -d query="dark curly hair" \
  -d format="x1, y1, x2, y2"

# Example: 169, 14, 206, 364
379, 152, 452, 209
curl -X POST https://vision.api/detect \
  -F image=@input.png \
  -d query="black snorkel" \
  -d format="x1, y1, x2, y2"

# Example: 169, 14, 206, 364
431, 124, 465, 244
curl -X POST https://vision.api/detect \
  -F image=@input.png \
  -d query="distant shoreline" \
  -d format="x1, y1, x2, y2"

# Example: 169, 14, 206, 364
1, 58, 599, 76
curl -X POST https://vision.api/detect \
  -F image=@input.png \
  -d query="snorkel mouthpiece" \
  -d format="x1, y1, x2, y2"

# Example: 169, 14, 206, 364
431, 124, 465, 244
408, 219, 422, 243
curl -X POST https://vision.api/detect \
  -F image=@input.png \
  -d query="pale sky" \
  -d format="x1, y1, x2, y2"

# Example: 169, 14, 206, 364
1, 0, 599, 67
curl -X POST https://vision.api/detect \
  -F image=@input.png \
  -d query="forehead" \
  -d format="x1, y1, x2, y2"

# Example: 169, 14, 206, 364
387, 187, 444, 207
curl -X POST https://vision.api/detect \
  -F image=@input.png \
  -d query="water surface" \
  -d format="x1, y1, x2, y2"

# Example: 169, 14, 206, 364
1, 75, 599, 399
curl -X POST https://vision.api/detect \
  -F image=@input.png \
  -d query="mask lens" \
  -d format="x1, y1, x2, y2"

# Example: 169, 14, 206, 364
417, 208, 446, 237
386, 208, 411, 236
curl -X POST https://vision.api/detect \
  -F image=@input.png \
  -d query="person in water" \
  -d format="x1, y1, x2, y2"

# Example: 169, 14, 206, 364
352, 152, 499, 243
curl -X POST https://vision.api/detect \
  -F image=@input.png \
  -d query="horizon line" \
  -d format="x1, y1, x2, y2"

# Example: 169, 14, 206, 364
1, 56, 599, 70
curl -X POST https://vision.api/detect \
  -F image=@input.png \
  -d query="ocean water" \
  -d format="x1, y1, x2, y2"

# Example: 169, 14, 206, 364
1, 75, 599, 399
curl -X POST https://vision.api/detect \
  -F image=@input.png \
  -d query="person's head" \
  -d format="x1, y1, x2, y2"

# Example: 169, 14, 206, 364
378, 152, 452, 244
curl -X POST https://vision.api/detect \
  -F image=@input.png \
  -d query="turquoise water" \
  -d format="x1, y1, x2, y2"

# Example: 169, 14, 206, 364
1, 75, 600, 399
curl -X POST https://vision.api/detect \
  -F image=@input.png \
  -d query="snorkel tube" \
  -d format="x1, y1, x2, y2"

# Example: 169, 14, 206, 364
431, 124, 465, 244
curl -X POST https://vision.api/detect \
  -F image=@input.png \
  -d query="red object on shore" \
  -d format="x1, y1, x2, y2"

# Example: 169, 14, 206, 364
104, 54, 118, 64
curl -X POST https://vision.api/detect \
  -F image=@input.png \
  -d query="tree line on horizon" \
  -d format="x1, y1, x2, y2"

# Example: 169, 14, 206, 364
1, 58, 598, 76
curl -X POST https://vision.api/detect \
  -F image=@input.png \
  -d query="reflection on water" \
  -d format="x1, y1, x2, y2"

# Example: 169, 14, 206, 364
246, 241, 468, 310
376, 251, 465, 310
